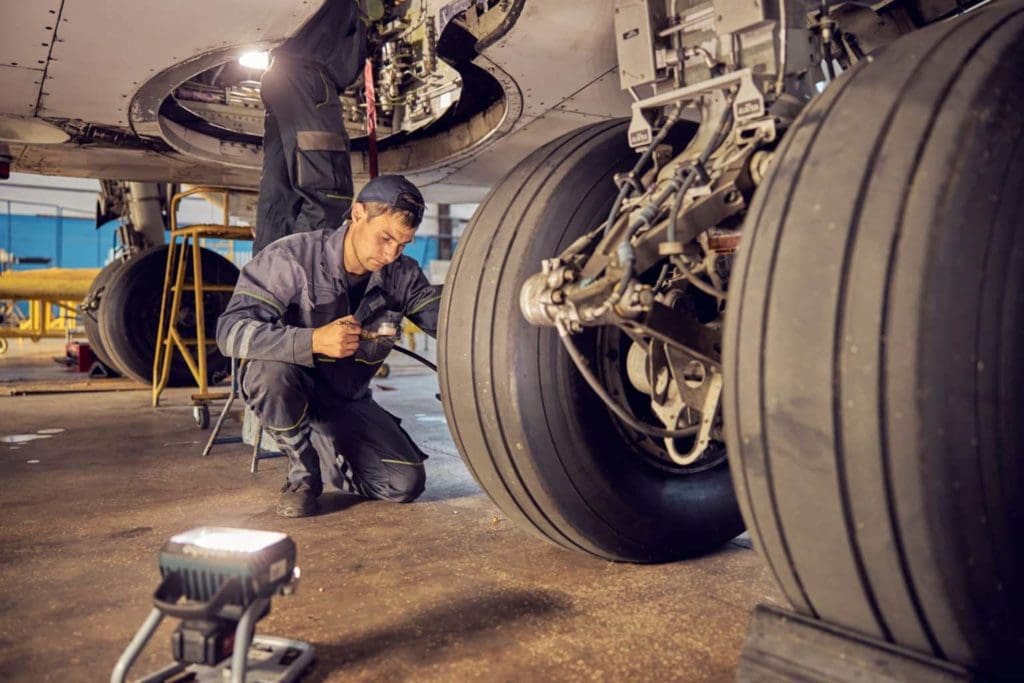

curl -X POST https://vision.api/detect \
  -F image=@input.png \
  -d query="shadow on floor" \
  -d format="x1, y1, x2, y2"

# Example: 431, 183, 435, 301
308, 588, 573, 680
315, 491, 367, 516
416, 479, 482, 503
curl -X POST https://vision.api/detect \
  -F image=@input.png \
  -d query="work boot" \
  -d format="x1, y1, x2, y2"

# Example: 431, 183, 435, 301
276, 482, 319, 518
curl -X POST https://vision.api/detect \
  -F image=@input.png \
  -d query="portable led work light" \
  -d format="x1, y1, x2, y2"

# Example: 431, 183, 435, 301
111, 527, 314, 683
158, 528, 296, 603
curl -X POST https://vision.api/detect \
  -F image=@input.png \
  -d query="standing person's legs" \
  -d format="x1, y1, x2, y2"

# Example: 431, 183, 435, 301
312, 398, 427, 503
260, 62, 353, 238
241, 360, 323, 516
254, 84, 300, 253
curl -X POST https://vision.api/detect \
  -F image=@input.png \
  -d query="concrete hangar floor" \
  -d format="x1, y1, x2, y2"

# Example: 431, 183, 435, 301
0, 340, 779, 682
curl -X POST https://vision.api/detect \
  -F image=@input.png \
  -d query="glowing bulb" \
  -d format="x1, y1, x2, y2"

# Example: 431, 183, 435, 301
239, 50, 270, 71
170, 527, 286, 553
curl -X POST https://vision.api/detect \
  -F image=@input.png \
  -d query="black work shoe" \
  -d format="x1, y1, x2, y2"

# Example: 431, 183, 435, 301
276, 484, 319, 518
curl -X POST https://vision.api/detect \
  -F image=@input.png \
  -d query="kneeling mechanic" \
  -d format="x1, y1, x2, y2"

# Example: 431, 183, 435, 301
216, 175, 442, 517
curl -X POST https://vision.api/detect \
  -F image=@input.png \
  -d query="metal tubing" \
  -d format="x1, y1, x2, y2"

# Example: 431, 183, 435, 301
192, 236, 208, 396
0, 268, 99, 300
154, 234, 191, 406
203, 357, 237, 456
230, 598, 269, 683
169, 327, 202, 383
152, 231, 179, 406
251, 426, 263, 473
110, 608, 165, 683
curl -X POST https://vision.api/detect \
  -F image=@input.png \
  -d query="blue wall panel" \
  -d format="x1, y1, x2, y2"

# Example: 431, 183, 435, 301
3, 214, 120, 270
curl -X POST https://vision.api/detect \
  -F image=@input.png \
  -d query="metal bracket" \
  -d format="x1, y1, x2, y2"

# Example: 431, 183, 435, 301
646, 342, 724, 466
626, 69, 764, 149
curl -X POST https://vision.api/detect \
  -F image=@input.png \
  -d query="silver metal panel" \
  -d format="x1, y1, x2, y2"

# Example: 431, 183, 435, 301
0, 0, 62, 69
432, 109, 610, 193
714, 0, 772, 35
0, 66, 42, 116
614, 0, 662, 89
480, 1, 625, 120
553, 69, 635, 119
7, 0, 632, 205
37, 0, 320, 125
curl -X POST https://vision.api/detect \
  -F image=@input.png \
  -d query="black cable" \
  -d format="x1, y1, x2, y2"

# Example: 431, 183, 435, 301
666, 103, 733, 244
604, 103, 685, 235
556, 322, 699, 439
391, 344, 437, 372
667, 167, 699, 244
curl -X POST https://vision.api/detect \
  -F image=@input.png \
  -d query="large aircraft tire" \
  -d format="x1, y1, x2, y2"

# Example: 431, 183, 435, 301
723, 3, 1024, 676
439, 120, 744, 563
100, 245, 238, 387
81, 259, 125, 374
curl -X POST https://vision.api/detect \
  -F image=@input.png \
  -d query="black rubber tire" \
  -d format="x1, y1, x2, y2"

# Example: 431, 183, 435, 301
100, 245, 238, 387
439, 119, 744, 563
723, 3, 1024, 677
82, 259, 125, 374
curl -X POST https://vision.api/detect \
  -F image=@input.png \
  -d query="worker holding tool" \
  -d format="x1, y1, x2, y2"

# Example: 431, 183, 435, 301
253, 0, 370, 253
217, 175, 442, 517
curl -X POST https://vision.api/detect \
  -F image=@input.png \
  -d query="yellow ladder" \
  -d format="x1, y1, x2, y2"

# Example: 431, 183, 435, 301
151, 187, 253, 411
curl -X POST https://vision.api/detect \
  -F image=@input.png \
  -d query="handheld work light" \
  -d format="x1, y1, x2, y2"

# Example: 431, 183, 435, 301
111, 527, 313, 683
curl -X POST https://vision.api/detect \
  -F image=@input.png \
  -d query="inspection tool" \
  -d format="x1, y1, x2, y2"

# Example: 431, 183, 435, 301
111, 527, 313, 683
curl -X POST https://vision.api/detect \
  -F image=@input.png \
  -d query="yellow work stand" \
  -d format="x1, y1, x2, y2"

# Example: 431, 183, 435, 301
151, 187, 253, 424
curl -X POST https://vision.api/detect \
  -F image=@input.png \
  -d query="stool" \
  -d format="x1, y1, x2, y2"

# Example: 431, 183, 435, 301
201, 357, 286, 474
201, 356, 243, 456
242, 405, 285, 473
151, 187, 254, 414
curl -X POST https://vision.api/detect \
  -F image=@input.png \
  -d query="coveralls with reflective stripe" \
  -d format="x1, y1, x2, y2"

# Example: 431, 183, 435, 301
254, 0, 367, 253
215, 225, 443, 500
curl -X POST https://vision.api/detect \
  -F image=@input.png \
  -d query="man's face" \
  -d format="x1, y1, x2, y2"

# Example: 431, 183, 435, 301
347, 203, 416, 273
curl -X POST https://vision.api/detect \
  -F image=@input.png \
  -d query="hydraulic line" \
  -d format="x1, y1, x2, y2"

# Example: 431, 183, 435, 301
556, 320, 699, 439
671, 256, 727, 300
593, 101, 736, 318
604, 103, 685, 235
668, 104, 734, 244
391, 344, 437, 372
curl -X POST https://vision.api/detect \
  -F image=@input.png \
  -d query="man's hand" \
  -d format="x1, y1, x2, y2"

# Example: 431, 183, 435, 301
312, 315, 362, 359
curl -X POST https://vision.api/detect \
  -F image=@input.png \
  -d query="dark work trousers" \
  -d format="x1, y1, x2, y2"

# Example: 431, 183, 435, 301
241, 359, 426, 502
254, 62, 354, 254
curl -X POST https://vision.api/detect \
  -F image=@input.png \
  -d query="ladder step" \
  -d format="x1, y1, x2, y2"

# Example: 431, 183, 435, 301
172, 284, 236, 293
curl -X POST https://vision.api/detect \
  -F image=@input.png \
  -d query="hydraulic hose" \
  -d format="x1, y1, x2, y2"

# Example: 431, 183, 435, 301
667, 104, 734, 244
604, 103, 685, 235
391, 344, 437, 372
556, 320, 699, 439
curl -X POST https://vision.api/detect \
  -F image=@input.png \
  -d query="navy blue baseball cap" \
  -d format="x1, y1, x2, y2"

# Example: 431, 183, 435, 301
356, 174, 425, 226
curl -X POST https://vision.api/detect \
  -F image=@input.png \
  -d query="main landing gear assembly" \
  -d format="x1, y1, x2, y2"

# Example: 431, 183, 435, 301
440, 0, 1023, 679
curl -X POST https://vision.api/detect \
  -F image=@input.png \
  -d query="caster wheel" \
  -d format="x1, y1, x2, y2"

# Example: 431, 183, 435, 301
0, 337, 8, 355
193, 405, 210, 429
375, 363, 391, 379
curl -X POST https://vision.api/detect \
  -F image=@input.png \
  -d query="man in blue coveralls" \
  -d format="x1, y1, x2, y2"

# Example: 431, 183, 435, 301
254, 0, 368, 253
217, 175, 442, 517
